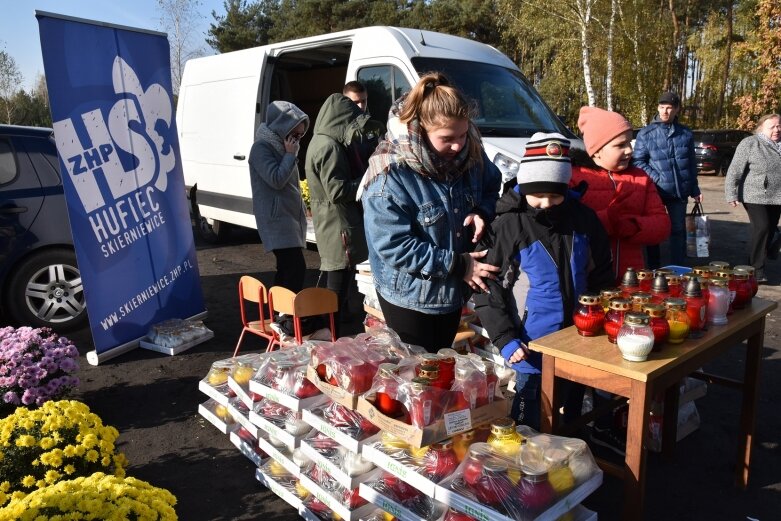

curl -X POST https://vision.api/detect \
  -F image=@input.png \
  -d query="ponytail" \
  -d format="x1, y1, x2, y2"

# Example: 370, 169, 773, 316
399, 72, 483, 167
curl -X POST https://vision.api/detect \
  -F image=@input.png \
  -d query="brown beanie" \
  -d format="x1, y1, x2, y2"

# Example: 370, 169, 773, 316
578, 106, 632, 156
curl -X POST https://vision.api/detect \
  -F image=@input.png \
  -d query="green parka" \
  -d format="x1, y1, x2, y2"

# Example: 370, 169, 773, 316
305, 94, 374, 271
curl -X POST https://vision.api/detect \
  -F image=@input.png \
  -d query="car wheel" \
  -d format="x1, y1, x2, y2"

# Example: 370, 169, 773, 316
5, 249, 88, 332
197, 215, 233, 244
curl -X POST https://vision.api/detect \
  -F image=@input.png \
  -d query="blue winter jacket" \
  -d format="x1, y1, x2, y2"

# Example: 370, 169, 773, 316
362, 152, 501, 314
633, 116, 700, 203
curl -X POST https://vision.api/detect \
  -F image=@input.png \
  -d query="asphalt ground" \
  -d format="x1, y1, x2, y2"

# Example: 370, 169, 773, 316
59, 173, 780, 521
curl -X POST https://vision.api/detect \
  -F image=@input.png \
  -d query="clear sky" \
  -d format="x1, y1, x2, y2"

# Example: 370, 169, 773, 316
0, 0, 225, 91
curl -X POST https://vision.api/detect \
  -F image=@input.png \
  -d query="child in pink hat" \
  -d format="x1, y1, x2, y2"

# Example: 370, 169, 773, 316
570, 106, 670, 283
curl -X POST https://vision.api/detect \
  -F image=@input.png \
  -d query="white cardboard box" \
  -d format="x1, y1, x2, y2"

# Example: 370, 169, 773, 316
226, 397, 261, 439
256, 432, 308, 478
359, 481, 445, 521
228, 374, 263, 409
248, 378, 327, 411
198, 379, 233, 406
140, 330, 214, 355
198, 399, 239, 435
255, 467, 303, 511
298, 469, 380, 521
249, 408, 307, 450
360, 435, 438, 497
435, 469, 603, 521
299, 438, 375, 490
302, 407, 372, 454
229, 431, 266, 467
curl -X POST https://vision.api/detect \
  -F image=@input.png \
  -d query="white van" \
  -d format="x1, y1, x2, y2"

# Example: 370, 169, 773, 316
176, 26, 576, 242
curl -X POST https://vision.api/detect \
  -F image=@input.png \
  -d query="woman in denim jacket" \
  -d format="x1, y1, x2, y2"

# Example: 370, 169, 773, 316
362, 73, 501, 352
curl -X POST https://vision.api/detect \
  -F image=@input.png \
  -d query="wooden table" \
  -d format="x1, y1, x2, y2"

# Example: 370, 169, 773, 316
528, 297, 776, 520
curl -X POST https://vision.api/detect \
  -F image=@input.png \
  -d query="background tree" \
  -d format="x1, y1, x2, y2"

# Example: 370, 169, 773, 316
0, 48, 24, 124
158, 0, 206, 93
207, 0, 278, 52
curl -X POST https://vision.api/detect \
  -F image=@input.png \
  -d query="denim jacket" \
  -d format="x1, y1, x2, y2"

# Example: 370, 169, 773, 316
362, 151, 500, 313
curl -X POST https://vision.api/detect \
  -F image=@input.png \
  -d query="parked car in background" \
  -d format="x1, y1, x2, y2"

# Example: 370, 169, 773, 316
693, 129, 751, 176
0, 125, 86, 332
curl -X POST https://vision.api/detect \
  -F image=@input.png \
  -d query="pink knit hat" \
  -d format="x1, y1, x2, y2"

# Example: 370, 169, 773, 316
578, 106, 632, 156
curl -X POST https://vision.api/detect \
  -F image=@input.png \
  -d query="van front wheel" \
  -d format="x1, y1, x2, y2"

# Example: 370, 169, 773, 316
197, 216, 232, 243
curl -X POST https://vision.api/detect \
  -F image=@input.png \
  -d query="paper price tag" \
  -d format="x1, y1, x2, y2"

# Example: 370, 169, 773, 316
444, 408, 471, 436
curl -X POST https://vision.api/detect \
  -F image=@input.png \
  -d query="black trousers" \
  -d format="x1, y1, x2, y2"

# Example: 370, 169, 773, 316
272, 247, 306, 293
743, 203, 781, 276
377, 293, 461, 353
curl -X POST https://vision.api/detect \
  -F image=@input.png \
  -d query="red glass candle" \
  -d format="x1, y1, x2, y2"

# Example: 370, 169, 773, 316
472, 459, 513, 508
642, 304, 669, 351
462, 445, 486, 486
665, 274, 682, 298
516, 465, 556, 516
637, 269, 654, 292
604, 298, 631, 343
444, 508, 478, 521
650, 274, 670, 304
341, 359, 374, 393
407, 377, 438, 427
485, 364, 498, 403
630, 292, 653, 313
375, 363, 404, 417
383, 474, 419, 502
573, 293, 605, 336
438, 356, 456, 389
424, 439, 459, 482
734, 265, 758, 297
731, 271, 752, 310
682, 278, 706, 339
620, 267, 640, 297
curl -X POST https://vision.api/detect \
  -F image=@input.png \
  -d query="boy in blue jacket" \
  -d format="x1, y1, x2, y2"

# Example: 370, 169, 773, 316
473, 133, 614, 429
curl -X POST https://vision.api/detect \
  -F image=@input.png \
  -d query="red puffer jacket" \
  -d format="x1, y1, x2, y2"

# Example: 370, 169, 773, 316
570, 162, 670, 283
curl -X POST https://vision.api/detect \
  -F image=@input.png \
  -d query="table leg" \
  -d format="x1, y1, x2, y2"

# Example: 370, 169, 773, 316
541, 354, 557, 433
662, 383, 680, 461
736, 317, 764, 489
622, 379, 650, 520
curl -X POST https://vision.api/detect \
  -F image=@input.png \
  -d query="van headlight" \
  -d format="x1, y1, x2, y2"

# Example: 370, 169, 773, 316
493, 152, 520, 183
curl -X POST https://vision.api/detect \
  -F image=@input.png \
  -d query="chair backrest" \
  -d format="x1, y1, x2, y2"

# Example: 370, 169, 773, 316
239, 276, 267, 304
268, 286, 297, 315
293, 287, 338, 318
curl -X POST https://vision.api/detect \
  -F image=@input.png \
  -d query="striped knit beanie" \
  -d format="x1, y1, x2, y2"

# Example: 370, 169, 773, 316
516, 132, 572, 196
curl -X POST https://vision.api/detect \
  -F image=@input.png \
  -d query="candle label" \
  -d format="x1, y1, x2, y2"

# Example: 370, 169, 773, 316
444, 408, 472, 436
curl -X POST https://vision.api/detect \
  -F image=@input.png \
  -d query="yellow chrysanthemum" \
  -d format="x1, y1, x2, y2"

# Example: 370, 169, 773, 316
39, 437, 55, 450
15, 435, 36, 448
21, 476, 36, 488
63, 445, 77, 458
85, 450, 99, 463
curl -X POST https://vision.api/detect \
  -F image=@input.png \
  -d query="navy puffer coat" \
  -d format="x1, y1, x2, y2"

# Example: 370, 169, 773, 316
632, 116, 700, 203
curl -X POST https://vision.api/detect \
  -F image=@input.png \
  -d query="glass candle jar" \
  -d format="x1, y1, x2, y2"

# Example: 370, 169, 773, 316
516, 463, 556, 516
573, 293, 605, 336
642, 304, 669, 351
605, 298, 631, 343
341, 359, 374, 394
665, 274, 682, 297
709, 260, 730, 269
473, 459, 514, 508
600, 288, 623, 313
706, 278, 730, 326
375, 363, 404, 417
424, 439, 459, 482
693, 265, 715, 280
232, 361, 255, 386
715, 269, 736, 315
636, 269, 654, 292
650, 273, 670, 304
682, 278, 707, 339
452, 430, 475, 462
438, 355, 456, 390
734, 265, 758, 297
731, 270, 753, 310
664, 298, 690, 344
408, 377, 438, 428
381, 431, 409, 451
487, 417, 523, 458
344, 450, 375, 476
561, 439, 595, 485
544, 448, 575, 497
418, 365, 441, 384
485, 363, 498, 403
443, 508, 478, 521
630, 292, 653, 313
616, 312, 655, 361
462, 443, 488, 486
453, 366, 481, 411
620, 267, 640, 297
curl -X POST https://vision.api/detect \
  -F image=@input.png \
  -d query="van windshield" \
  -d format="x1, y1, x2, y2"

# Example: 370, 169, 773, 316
411, 57, 571, 138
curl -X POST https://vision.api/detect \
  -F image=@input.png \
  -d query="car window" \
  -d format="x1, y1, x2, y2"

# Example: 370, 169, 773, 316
357, 65, 411, 124
693, 132, 714, 143
0, 138, 18, 185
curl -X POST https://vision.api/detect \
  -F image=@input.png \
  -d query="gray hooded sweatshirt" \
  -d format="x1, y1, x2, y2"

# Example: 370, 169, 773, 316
248, 101, 310, 251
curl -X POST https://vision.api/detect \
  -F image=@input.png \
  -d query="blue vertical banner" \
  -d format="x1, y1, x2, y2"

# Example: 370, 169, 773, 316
37, 12, 206, 357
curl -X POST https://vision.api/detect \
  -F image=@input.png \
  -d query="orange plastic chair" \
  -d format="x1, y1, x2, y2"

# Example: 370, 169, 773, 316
267, 286, 338, 348
234, 276, 276, 356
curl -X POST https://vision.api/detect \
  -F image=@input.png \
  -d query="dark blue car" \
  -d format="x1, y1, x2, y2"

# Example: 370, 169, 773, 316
0, 125, 86, 331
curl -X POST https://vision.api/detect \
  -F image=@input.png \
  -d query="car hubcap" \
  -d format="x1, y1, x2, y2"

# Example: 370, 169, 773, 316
24, 263, 85, 324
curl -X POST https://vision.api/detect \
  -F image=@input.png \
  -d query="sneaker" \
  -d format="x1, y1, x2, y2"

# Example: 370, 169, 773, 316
768, 230, 781, 260
590, 426, 627, 457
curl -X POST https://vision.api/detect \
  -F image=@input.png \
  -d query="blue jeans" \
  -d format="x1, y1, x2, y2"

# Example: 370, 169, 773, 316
646, 199, 687, 268
511, 373, 541, 431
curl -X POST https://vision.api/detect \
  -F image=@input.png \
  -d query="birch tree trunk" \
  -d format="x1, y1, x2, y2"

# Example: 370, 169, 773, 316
606, 0, 618, 110
665, 0, 679, 91
578, 0, 596, 106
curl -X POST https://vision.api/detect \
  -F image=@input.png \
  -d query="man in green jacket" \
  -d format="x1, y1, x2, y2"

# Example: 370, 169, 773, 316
305, 93, 374, 329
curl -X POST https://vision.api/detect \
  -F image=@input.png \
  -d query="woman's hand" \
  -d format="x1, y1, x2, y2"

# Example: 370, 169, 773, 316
463, 213, 487, 243
728, 200, 738, 208
462, 250, 501, 293
284, 135, 300, 155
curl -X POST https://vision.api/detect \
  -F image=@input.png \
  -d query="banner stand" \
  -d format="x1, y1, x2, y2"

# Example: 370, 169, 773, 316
86, 311, 210, 366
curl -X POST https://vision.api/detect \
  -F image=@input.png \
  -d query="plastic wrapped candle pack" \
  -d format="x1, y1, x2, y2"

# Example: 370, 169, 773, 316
316, 401, 380, 440
304, 430, 375, 476
363, 471, 446, 521
251, 347, 321, 399
302, 464, 369, 512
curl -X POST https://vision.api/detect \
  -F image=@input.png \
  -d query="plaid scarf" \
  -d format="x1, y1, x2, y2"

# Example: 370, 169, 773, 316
365, 96, 480, 186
